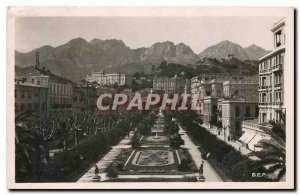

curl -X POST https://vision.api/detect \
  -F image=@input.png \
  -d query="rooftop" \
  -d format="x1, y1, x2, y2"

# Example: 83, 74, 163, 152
15, 66, 73, 84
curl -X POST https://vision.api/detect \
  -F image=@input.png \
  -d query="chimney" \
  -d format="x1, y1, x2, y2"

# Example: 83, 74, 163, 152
35, 52, 39, 68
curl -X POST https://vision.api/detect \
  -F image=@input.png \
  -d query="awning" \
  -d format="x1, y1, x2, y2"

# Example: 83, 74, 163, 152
248, 133, 271, 151
239, 131, 256, 144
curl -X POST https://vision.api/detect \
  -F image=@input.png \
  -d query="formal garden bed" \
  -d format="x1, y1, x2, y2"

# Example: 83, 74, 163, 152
105, 147, 197, 176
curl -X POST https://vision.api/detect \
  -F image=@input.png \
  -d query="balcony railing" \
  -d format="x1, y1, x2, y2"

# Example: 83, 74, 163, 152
259, 102, 268, 106
274, 83, 282, 88
242, 121, 272, 132
273, 63, 283, 71
259, 69, 269, 74
242, 121, 260, 130
258, 86, 268, 90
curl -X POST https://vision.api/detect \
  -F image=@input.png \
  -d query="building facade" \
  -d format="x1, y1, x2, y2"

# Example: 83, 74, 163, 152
72, 85, 97, 113
222, 100, 259, 140
15, 76, 48, 117
86, 72, 132, 86
258, 19, 285, 124
152, 76, 185, 94
223, 78, 259, 102
15, 66, 74, 116
190, 73, 245, 95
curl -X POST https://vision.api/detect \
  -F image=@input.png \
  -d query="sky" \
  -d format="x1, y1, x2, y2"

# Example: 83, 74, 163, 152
15, 16, 281, 53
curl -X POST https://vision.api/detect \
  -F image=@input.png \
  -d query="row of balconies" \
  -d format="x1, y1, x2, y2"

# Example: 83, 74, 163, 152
259, 63, 283, 74
258, 84, 282, 90
259, 101, 283, 106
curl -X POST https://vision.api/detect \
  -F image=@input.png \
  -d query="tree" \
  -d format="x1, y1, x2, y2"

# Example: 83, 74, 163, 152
247, 121, 286, 181
170, 133, 185, 149
131, 133, 140, 148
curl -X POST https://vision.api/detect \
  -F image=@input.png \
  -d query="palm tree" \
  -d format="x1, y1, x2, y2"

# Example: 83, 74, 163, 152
248, 120, 286, 181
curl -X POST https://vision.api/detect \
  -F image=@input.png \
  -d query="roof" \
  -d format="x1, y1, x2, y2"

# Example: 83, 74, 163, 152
15, 66, 73, 85
15, 82, 47, 88
271, 18, 285, 32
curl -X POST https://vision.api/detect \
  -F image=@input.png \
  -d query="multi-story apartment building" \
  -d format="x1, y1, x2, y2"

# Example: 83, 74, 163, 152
86, 72, 132, 86
238, 19, 286, 151
15, 76, 48, 117
258, 19, 285, 124
152, 76, 186, 94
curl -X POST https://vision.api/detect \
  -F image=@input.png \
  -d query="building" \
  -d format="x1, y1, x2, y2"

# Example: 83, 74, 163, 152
72, 82, 99, 112
86, 72, 132, 86
202, 96, 219, 126
190, 73, 245, 95
15, 76, 48, 117
258, 18, 286, 124
237, 19, 286, 152
152, 76, 185, 94
15, 66, 74, 115
223, 77, 259, 101
221, 100, 259, 140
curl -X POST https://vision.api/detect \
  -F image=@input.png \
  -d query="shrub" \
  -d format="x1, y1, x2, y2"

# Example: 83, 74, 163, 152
169, 134, 184, 149
177, 158, 190, 171
183, 176, 198, 182
106, 167, 118, 180
173, 111, 271, 182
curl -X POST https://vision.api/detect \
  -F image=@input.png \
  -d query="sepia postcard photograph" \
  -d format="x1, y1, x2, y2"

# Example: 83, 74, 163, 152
6, 6, 295, 189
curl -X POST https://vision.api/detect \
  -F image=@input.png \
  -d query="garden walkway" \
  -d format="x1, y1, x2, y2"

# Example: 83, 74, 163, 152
76, 132, 133, 182
179, 125, 223, 182
200, 124, 259, 160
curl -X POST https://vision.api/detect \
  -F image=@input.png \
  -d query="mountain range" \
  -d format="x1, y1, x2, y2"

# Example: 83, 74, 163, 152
15, 38, 267, 80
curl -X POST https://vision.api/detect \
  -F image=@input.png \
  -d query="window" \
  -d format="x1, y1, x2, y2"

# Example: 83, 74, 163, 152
261, 77, 267, 86
245, 106, 250, 117
235, 121, 241, 133
15, 90, 17, 98
262, 93, 267, 102
27, 91, 32, 99
27, 103, 31, 111
15, 103, 19, 112
275, 30, 282, 48
21, 90, 25, 98
34, 103, 39, 111
20, 104, 24, 112
262, 113, 267, 123
235, 106, 240, 117
255, 107, 259, 117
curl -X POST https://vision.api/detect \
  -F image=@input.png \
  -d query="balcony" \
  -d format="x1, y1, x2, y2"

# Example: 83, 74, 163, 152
274, 83, 282, 88
259, 69, 269, 74
274, 101, 283, 106
242, 121, 272, 132
259, 102, 268, 107
272, 63, 283, 72
258, 86, 268, 91
242, 121, 260, 131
